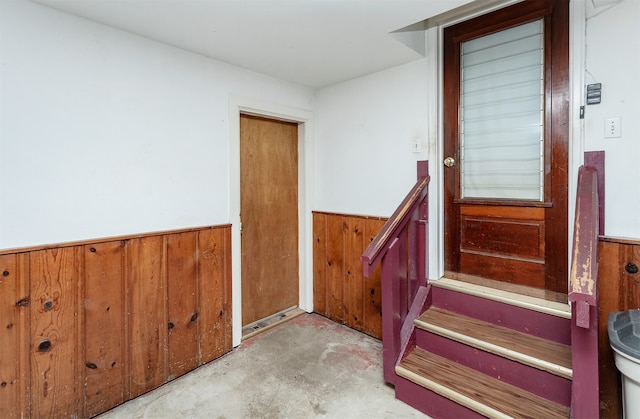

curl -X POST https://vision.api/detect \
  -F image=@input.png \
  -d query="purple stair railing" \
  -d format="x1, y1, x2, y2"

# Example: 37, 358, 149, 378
569, 151, 604, 418
361, 161, 430, 384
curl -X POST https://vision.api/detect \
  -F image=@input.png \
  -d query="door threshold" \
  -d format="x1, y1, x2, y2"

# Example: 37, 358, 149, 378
432, 277, 571, 319
241, 307, 305, 340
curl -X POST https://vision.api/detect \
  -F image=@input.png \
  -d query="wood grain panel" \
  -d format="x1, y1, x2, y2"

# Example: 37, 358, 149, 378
326, 215, 346, 323
166, 232, 199, 378
459, 252, 545, 288
460, 205, 545, 219
598, 238, 640, 419
30, 247, 82, 418
458, 205, 545, 287
313, 213, 327, 317
312, 212, 386, 339
461, 216, 544, 258
0, 253, 29, 418
544, 0, 570, 294
198, 227, 232, 364
1, 225, 233, 418
127, 236, 167, 398
363, 218, 385, 338
344, 217, 365, 330
83, 241, 126, 417
240, 114, 299, 326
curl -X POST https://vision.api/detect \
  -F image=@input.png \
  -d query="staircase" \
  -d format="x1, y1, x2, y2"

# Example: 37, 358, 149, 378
394, 279, 572, 418
361, 158, 603, 419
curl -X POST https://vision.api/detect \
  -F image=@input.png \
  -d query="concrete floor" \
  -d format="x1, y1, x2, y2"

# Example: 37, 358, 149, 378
97, 313, 427, 419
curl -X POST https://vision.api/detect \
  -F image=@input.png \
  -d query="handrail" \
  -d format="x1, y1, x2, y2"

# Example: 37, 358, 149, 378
361, 163, 431, 384
569, 165, 599, 327
361, 174, 430, 277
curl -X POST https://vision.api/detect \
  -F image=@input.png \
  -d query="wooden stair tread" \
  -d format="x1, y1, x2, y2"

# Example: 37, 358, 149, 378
397, 348, 570, 419
415, 307, 572, 379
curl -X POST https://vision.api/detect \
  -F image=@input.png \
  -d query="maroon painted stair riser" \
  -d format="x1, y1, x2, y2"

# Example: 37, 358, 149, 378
431, 286, 571, 345
415, 329, 571, 406
395, 375, 485, 419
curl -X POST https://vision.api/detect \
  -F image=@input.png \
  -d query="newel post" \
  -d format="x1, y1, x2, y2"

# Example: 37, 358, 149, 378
381, 238, 401, 384
569, 151, 604, 419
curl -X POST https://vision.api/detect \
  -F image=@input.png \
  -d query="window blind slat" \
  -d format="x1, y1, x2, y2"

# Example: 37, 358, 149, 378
463, 35, 543, 68
464, 66, 542, 93
463, 20, 542, 53
463, 49, 542, 80
464, 80, 542, 106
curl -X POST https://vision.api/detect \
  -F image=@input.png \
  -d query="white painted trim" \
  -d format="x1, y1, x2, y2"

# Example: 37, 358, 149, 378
428, 0, 522, 30
425, 25, 443, 281
569, 0, 587, 287
228, 96, 315, 347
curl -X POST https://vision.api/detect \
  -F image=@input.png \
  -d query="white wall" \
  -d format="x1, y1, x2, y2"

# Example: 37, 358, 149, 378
0, 0, 314, 249
583, 0, 640, 239
314, 59, 430, 216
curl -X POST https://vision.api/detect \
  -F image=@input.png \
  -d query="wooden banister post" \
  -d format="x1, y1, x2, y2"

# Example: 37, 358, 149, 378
381, 238, 401, 384
569, 152, 604, 419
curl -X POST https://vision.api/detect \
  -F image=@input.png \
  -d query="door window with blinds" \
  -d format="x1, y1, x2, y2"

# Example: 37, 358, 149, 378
460, 19, 544, 201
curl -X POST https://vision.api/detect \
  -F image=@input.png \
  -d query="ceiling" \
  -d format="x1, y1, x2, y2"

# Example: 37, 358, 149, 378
32, 0, 477, 88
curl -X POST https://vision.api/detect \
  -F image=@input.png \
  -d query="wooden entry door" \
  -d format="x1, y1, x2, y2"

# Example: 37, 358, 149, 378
443, 1, 569, 295
240, 114, 299, 326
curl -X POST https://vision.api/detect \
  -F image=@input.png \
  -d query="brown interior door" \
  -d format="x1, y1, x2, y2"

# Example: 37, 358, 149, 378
240, 114, 299, 326
443, 0, 569, 295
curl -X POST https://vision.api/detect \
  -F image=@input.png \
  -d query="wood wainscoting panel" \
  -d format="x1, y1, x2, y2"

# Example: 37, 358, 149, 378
313, 214, 328, 319
313, 212, 386, 339
166, 232, 199, 379
30, 247, 83, 418
83, 241, 127, 417
598, 237, 640, 419
344, 216, 365, 331
363, 218, 385, 338
0, 253, 30, 418
325, 215, 346, 323
198, 227, 232, 364
0, 225, 232, 418
127, 236, 168, 399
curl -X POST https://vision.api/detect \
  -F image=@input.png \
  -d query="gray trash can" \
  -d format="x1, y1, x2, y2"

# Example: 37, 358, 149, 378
609, 310, 640, 418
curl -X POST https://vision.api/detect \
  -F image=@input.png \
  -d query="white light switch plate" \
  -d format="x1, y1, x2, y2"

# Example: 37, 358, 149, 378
605, 117, 621, 138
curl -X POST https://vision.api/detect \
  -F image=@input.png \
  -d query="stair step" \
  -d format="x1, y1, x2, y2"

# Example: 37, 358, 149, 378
397, 348, 570, 419
430, 284, 571, 345
415, 307, 572, 379
432, 277, 570, 319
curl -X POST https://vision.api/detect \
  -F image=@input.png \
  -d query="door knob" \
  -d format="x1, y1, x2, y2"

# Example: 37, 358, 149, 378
443, 157, 456, 168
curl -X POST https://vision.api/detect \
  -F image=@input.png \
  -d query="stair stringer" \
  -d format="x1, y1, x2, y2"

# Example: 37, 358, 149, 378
395, 284, 432, 367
